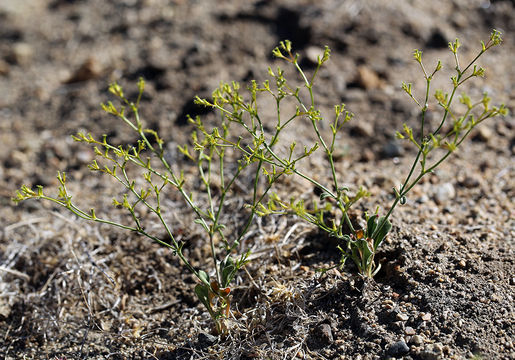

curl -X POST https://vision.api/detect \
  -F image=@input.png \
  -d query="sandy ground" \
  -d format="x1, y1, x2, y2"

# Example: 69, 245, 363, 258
1, 0, 514, 359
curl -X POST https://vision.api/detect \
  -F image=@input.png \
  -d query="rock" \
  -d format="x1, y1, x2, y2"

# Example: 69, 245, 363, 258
149, 38, 181, 70
405, 326, 416, 335
305, 46, 324, 65
495, 121, 511, 137
359, 148, 375, 162
426, 28, 450, 49
11, 42, 33, 66
433, 182, 455, 205
341, 88, 367, 103
0, 59, 9, 75
382, 140, 403, 158
382, 299, 394, 309
76, 149, 94, 164
491, 294, 501, 302
419, 342, 445, 360
0, 298, 12, 318
391, 97, 412, 114
387, 340, 410, 357
473, 126, 493, 142
5, 150, 26, 168
333, 73, 347, 94
410, 334, 425, 346
356, 65, 382, 89
64, 57, 102, 84
416, 194, 429, 204
350, 122, 374, 137
396, 312, 409, 321
369, 89, 389, 106
421, 313, 432, 322
452, 12, 469, 28
315, 323, 334, 344
459, 175, 480, 188
197, 332, 217, 348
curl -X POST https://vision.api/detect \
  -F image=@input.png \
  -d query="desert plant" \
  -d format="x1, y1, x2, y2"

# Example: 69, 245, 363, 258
195, 30, 506, 277
14, 30, 506, 333
276, 31, 506, 276
14, 79, 265, 334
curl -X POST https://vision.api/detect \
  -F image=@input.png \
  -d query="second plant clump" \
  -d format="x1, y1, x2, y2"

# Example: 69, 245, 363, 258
15, 30, 506, 333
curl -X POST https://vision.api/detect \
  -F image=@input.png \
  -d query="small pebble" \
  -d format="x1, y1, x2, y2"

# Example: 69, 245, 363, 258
356, 65, 382, 89
387, 340, 410, 357
0, 299, 12, 318
383, 299, 394, 310
315, 323, 334, 344
0, 59, 9, 75
197, 332, 217, 348
405, 326, 416, 335
77, 149, 94, 164
11, 42, 33, 65
382, 140, 403, 158
411, 334, 424, 346
433, 182, 455, 205
416, 194, 429, 204
419, 342, 444, 360
473, 126, 493, 142
359, 148, 375, 162
305, 46, 324, 65
426, 28, 449, 48
421, 313, 432, 322
351, 122, 374, 137
65, 57, 102, 83
433, 343, 444, 353
460, 176, 480, 188
396, 313, 409, 321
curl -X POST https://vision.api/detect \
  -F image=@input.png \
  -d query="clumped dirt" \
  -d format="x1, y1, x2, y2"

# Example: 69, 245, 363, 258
1, 0, 514, 359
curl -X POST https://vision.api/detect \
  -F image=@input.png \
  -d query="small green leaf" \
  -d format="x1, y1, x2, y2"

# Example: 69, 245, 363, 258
198, 270, 210, 286
366, 214, 378, 238
358, 238, 373, 259
220, 257, 235, 288
194, 218, 209, 232
320, 192, 333, 201
194, 284, 213, 314
372, 217, 392, 250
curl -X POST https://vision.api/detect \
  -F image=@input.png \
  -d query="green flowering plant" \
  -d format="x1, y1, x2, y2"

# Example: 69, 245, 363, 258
265, 31, 506, 276
14, 30, 506, 334
14, 78, 262, 334
259, 31, 506, 276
